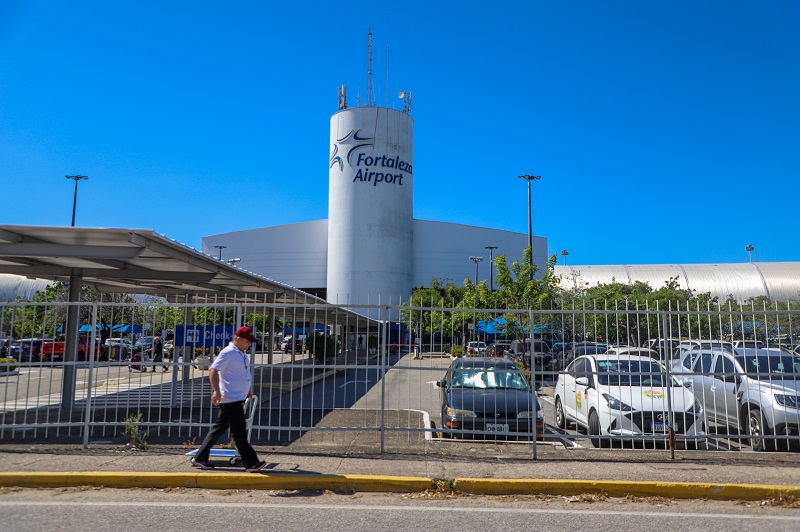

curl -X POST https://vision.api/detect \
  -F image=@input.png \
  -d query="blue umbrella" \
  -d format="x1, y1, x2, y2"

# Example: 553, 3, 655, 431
112, 324, 142, 333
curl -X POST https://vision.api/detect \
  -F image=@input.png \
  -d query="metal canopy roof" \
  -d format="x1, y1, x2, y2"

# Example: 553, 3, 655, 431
0, 225, 368, 325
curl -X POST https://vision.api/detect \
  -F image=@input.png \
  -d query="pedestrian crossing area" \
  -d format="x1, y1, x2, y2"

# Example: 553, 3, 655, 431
0, 380, 212, 412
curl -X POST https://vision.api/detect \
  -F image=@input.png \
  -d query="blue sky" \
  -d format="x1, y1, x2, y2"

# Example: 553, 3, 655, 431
1, 1, 797, 265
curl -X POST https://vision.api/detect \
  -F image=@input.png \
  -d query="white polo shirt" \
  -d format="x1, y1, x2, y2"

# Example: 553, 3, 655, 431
210, 342, 251, 403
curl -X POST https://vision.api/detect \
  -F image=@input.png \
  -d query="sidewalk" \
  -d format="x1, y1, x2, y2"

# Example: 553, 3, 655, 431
0, 441, 798, 501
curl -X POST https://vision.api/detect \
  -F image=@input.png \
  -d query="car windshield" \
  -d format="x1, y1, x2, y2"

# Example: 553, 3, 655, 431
735, 354, 800, 379
595, 359, 678, 387
451, 368, 528, 389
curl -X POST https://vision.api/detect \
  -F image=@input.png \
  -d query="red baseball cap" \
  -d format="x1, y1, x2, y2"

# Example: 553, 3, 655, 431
235, 326, 257, 343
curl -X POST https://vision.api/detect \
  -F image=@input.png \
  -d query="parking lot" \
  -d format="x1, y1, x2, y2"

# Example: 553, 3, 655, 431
1, 341, 798, 455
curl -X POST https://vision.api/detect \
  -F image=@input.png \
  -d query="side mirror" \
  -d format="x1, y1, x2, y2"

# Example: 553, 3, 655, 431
575, 376, 590, 387
682, 378, 693, 387
436, 379, 446, 388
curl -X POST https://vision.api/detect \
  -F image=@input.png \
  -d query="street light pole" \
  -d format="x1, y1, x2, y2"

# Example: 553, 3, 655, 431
518, 174, 541, 279
65, 175, 88, 227
485, 246, 498, 291
214, 245, 227, 260
561, 249, 569, 265
469, 256, 484, 286
745, 244, 754, 263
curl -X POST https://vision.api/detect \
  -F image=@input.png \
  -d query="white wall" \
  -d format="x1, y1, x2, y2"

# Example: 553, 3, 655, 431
203, 220, 328, 288
412, 220, 546, 288
203, 220, 545, 300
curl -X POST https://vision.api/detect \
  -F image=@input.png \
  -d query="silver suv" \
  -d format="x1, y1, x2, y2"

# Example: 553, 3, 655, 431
672, 348, 800, 451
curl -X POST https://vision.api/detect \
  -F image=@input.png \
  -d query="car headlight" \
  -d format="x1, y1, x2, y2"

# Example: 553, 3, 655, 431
445, 407, 476, 418
688, 400, 703, 415
601, 393, 633, 411
774, 394, 800, 409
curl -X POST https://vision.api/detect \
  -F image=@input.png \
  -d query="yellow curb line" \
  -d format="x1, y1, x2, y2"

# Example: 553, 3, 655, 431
0, 473, 797, 501
451, 478, 800, 501
0, 472, 433, 493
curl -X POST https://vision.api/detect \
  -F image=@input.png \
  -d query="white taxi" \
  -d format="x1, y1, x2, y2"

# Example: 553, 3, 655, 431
554, 354, 706, 448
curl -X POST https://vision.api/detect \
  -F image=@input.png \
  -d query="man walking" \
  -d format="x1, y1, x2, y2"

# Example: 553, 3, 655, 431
191, 326, 266, 472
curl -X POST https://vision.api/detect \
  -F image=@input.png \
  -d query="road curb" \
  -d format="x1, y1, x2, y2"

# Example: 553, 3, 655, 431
0, 472, 797, 500
0, 472, 434, 492
451, 478, 800, 501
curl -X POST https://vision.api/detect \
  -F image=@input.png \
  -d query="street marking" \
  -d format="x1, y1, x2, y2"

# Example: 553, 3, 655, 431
338, 380, 372, 389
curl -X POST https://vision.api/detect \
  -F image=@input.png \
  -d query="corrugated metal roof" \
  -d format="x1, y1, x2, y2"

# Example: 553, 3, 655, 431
0, 274, 53, 302
0, 225, 372, 325
554, 263, 800, 302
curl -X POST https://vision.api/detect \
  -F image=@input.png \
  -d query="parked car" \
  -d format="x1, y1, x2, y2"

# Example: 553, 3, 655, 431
563, 344, 608, 367
673, 347, 800, 451
554, 354, 706, 448
133, 336, 155, 354
282, 335, 305, 353
41, 335, 104, 362
464, 341, 487, 356
0, 339, 11, 357
645, 338, 681, 360
12, 338, 53, 362
104, 338, 132, 360
437, 357, 543, 440
485, 341, 512, 357
733, 340, 764, 350
605, 346, 660, 359
505, 339, 559, 375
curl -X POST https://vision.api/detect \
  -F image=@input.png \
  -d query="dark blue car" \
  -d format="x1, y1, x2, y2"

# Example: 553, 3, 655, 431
438, 357, 544, 440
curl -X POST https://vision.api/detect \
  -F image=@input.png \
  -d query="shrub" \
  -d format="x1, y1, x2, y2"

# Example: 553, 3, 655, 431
0, 357, 18, 372
307, 333, 340, 363
122, 412, 149, 449
450, 345, 463, 357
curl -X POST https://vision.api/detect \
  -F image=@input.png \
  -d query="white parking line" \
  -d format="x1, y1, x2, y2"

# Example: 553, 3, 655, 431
337, 380, 372, 389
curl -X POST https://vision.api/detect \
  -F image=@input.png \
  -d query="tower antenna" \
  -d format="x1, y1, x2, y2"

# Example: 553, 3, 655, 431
386, 41, 389, 108
367, 28, 373, 107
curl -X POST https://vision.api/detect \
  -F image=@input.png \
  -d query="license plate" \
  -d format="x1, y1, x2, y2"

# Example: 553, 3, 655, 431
486, 423, 510, 433
651, 421, 677, 432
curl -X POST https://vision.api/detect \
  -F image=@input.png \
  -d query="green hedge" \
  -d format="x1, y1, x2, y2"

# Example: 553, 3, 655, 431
0, 358, 19, 372
307, 333, 341, 363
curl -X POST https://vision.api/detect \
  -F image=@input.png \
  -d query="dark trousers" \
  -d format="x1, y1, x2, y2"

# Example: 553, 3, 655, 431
195, 400, 259, 468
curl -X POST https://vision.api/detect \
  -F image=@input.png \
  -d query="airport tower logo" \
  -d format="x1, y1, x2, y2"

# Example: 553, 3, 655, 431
330, 129, 412, 187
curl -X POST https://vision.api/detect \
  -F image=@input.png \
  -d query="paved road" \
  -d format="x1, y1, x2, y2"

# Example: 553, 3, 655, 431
2, 488, 799, 532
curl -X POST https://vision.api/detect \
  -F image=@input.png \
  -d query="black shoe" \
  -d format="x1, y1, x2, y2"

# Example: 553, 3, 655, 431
246, 460, 267, 472
191, 458, 214, 470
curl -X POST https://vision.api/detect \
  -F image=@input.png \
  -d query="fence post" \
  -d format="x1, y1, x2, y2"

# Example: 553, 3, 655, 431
529, 309, 537, 460
82, 303, 99, 448
663, 310, 675, 459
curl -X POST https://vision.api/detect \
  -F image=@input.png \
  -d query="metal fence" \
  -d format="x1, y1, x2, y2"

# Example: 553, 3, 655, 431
1, 299, 798, 457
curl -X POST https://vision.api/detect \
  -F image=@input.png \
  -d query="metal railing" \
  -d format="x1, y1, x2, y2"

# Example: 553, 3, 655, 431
1, 299, 798, 457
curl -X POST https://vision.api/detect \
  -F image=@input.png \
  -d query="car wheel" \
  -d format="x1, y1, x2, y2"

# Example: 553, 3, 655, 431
554, 397, 567, 430
589, 410, 604, 448
748, 407, 774, 452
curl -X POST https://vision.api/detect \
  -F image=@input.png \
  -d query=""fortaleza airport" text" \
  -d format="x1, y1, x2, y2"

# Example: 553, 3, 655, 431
352, 153, 412, 186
